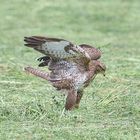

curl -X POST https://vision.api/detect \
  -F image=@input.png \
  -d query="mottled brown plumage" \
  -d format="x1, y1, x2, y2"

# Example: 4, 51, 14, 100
24, 36, 106, 110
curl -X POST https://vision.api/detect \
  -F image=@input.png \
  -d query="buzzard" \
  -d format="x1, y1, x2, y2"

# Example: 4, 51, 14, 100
24, 36, 106, 110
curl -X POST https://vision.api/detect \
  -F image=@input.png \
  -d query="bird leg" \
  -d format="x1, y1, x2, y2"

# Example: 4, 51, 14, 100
37, 56, 50, 67
65, 89, 77, 110
37, 56, 50, 62
24, 66, 49, 80
75, 90, 83, 108
38, 61, 50, 67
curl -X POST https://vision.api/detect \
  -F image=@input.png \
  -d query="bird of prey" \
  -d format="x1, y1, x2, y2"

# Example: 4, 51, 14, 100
24, 36, 106, 110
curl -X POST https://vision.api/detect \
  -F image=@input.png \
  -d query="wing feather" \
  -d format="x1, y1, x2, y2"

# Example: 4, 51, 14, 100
79, 44, 101, 60
24, 36, 90, 60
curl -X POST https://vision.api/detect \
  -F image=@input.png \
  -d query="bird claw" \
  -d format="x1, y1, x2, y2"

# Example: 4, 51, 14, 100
38, 62, 49, 67
37, 56, 50, 62
37, 57, 43, 62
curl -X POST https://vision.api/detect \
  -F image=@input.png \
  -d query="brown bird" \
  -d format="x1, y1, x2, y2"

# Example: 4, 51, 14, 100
24, 36, 106, 110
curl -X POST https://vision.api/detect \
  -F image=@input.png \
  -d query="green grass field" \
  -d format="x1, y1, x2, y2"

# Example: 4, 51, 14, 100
0, 0, 140, 139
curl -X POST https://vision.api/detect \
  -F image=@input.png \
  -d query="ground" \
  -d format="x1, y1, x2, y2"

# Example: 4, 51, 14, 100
0, 0, 140, 139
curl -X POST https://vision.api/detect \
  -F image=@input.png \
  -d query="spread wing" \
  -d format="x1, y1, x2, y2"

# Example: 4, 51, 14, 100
24, 36, 102, 82
24, 36, 90, 60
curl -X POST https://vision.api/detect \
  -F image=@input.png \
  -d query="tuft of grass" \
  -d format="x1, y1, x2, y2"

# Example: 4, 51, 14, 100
0, 0, 140, 139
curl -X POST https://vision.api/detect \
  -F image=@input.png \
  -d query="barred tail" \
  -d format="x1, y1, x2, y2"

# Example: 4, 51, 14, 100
24, 66, 49, 80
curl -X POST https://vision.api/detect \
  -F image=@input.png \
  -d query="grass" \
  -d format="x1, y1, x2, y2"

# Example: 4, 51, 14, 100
0, 0, 140, 139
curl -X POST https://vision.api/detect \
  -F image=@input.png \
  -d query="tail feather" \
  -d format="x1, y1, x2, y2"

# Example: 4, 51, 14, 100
24, 66, 49, 80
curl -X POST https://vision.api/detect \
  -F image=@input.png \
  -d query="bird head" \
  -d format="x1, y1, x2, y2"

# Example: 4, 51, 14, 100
91, 60, 106, 76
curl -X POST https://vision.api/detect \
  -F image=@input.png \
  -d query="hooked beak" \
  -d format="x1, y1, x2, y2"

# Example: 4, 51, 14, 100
102, 71, 106, 76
